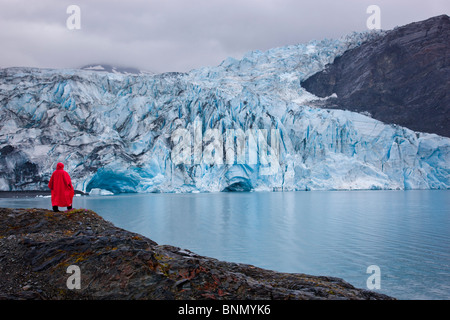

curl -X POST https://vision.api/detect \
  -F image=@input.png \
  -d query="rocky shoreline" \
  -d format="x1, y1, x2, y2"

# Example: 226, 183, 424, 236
0, 207, 395, 300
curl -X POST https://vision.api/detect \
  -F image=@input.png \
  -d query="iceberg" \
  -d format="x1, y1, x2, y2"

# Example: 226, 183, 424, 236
0, 30, 448, 193
89, 188, 114, 196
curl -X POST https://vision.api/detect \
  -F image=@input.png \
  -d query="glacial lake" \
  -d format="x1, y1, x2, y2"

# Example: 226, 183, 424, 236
1, 190, 449, 300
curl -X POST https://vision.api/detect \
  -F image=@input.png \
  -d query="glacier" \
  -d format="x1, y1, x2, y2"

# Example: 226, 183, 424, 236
0, 30, 449, 194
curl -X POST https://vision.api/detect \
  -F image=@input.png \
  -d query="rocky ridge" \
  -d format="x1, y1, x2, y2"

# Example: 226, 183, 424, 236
301, 15, 449, 137
0, 207, 394, 300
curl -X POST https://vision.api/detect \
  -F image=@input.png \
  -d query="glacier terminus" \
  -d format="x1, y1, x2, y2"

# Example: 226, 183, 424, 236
0, 30, 449, 194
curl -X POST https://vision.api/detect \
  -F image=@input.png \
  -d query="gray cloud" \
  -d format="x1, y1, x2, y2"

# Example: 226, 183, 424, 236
0, 0, 448, 73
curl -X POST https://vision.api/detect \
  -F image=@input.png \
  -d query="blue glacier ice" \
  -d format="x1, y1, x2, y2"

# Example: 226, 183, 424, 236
0, 30, 449, 193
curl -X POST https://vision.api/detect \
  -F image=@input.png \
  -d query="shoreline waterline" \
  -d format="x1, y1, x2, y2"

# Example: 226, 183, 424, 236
1, 189, 449, 299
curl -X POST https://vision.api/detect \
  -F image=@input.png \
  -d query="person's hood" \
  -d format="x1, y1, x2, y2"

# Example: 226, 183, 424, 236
56, 162, 64, 170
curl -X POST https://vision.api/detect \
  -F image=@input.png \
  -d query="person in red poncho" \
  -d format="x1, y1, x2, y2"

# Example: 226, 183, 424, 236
48, 162, 75, 212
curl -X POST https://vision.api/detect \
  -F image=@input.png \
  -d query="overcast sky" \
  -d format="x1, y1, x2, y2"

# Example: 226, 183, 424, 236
0, 0, 448, 73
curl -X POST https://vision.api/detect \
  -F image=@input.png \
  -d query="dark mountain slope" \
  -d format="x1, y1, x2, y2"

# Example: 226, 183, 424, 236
301, 15, 449, 137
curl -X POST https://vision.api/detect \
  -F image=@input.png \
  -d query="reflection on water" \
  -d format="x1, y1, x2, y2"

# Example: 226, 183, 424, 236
1, 190, 449, 300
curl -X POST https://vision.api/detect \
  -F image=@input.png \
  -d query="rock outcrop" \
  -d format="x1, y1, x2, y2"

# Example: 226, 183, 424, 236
0, 207, 394, 300
301, 15, 450, 137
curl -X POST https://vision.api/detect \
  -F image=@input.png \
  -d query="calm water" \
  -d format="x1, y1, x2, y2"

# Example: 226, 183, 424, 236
1, 190, 449, 300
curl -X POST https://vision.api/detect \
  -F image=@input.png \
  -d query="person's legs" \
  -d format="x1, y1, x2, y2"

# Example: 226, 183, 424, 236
67, 206, 72, 210
53, 206, 59, 212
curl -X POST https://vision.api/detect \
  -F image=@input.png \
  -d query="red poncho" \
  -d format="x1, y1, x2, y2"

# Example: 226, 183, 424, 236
48, 162, 74, 207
